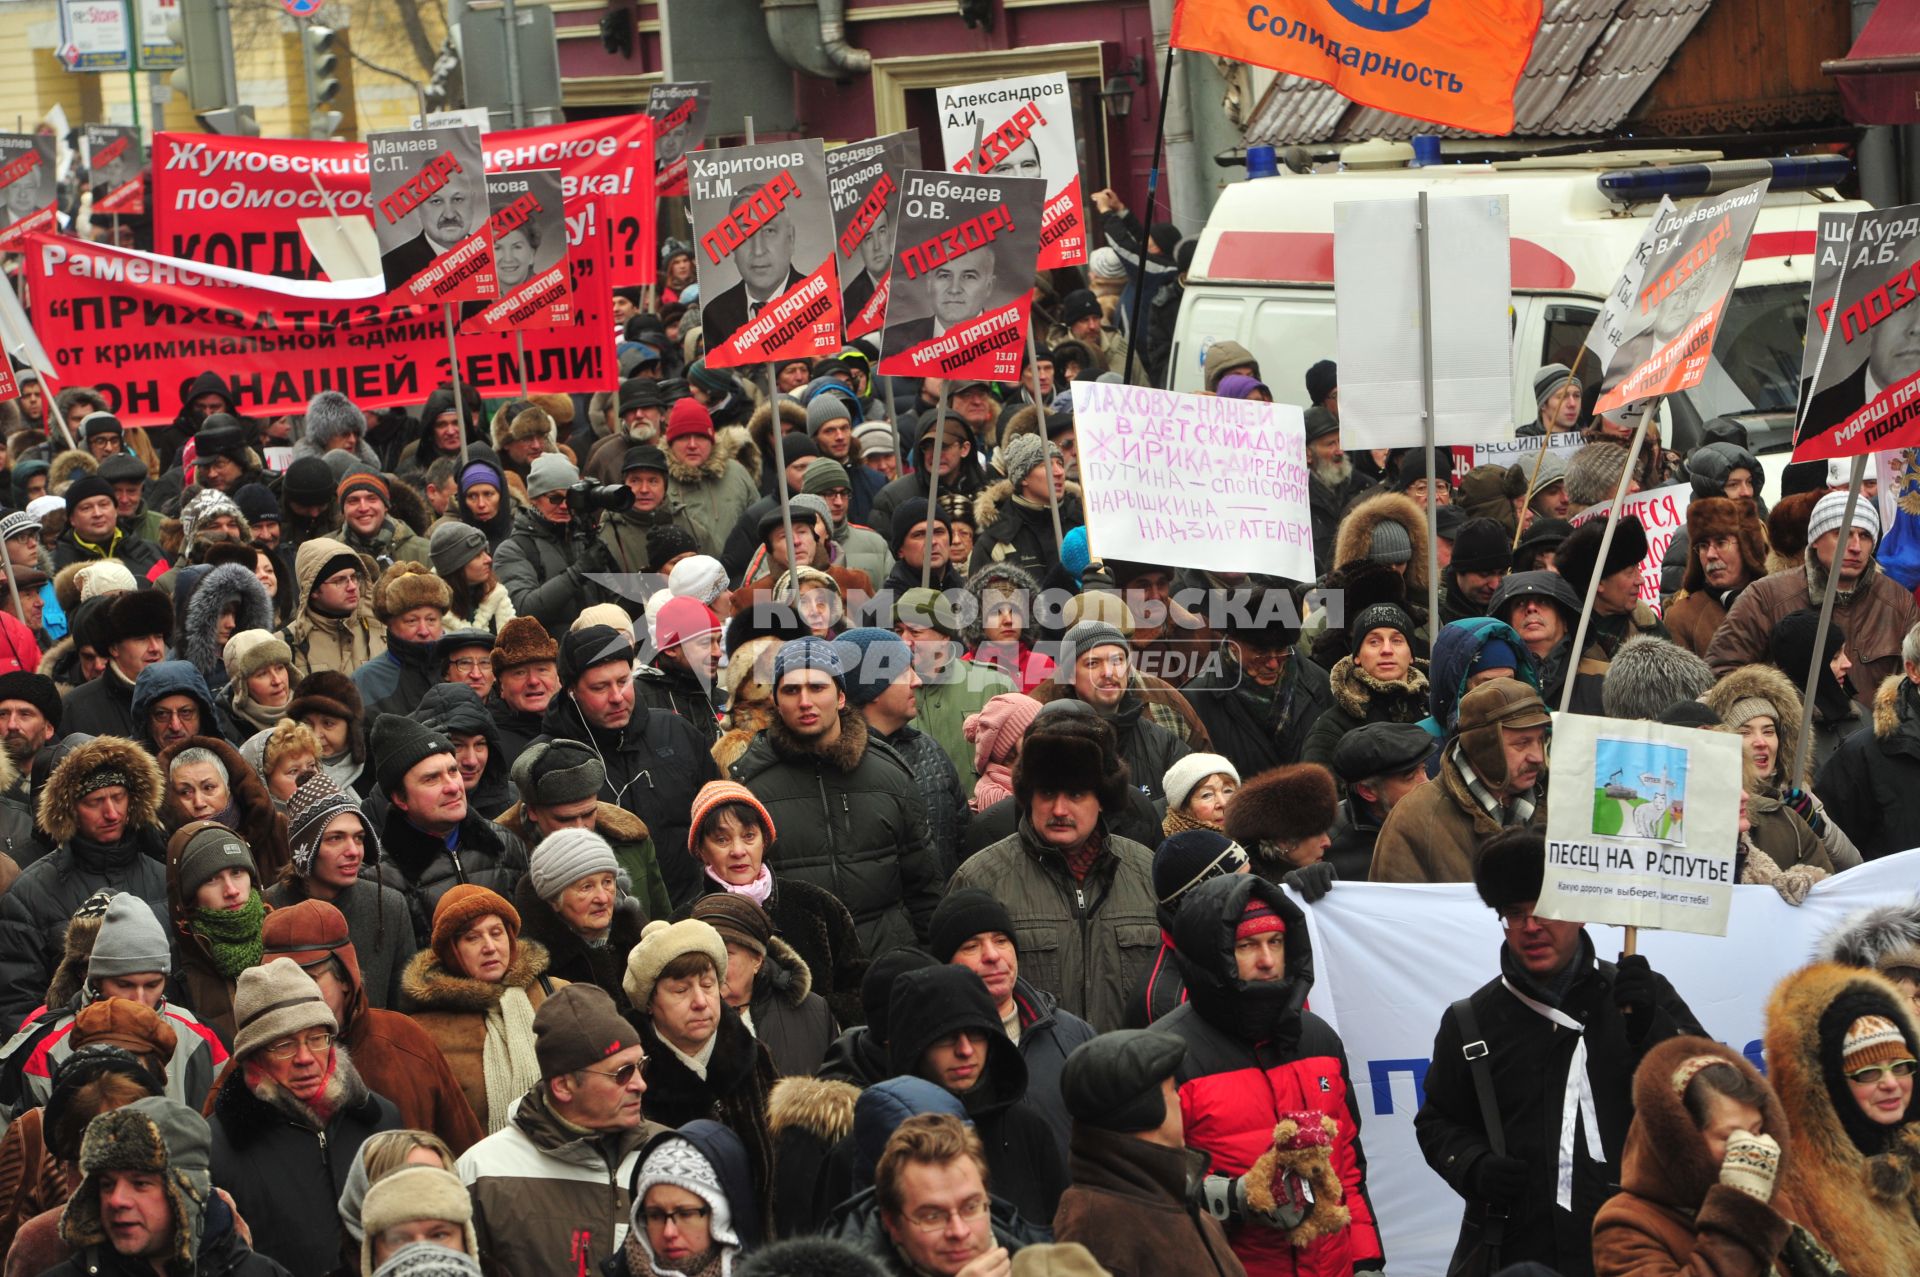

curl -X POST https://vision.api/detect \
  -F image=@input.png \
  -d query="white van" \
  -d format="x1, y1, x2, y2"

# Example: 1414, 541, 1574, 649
1168, 149, 1870, 455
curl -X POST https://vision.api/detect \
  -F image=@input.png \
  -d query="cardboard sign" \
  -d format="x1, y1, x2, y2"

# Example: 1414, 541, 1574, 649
647, 82, 710, 199
1335, 194, 1513, 450
460, 169, 570, 334
150, 116, 656, 284
876, 170, 1045, 382
939, 72, 1086, 270
1792, 207, 1920, 460
828, 131, 920, 342
1449, 429, 1582, 483
368, 125, 498, 305
84, 124, 143, 215
0, 135, 58, 249
1568, 481, 1686, 616
1588, 181, 1769, 415
1539, 714, 1744, 936
688, 139, 841, 370
1072, 381, 1315, 579
24, 205, 616, 425
1170, 0, 1542, 135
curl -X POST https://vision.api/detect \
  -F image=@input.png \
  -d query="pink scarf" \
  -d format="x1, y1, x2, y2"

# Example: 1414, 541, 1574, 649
973, 763, 1016, 813
706, 864, 773, 905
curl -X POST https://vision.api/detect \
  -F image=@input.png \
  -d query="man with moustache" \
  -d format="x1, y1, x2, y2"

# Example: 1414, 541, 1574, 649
380, 142, 487, 290
701, 181, 809, 350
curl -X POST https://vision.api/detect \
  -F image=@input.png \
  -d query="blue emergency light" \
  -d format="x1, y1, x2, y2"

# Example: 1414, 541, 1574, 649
1596, 155, 1853, 204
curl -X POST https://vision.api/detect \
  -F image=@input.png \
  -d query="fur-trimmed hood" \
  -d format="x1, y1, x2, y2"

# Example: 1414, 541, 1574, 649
753, 931, 814, 1011
1819, 900, 1920, 977
182, 563, 274, 681
960, 560, 1043, 649
1326, 653, 1431, 720
1332, 490, 1430, 593
1617, 1035, 1793, 1213
398, 939, 552, 1012
666, 427, 750, 485
767, 1074, 859, 1145
1701, 663, 1806, 787
493, 798, 649, 848
1872, 672, 1910, 742
970, 476, 1084, 534
763, 705, 871, 774
49, 448, 97, 492
40, 735, 165, 844
157, 734, 284, 900
747, 399, 810, 488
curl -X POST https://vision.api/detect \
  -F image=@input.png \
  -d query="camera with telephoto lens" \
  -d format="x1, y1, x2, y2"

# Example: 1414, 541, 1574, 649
566, 481, 634, 515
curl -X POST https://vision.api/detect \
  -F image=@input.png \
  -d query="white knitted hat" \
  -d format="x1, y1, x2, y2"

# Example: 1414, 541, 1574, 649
630, 1135, 739, 1254
528, 827, 619, 903
1163, 753, 1241, 812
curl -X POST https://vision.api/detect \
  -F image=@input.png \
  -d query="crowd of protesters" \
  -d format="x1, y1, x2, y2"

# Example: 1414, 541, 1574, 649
0, 201, 1907, 1277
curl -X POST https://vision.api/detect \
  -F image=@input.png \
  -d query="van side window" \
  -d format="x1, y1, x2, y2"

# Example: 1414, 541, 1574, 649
1542, 304, 1600, 430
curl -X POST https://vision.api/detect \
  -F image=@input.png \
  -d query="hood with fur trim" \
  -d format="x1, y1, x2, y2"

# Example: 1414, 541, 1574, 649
1333, 490, 1431, 593
767, 1075, 859, 1147
292, 537, 371, 615
1680, 496, 1769, 594
747, 399, 811, 488
398, 939, 553, 1012
961, 561, 1043, 649
1616, 1035, 1792, 1214
1700, 663, 1806, 787
49, 449, 97, 492
40, 734, 165, 844
1819, 900, 1920, 977
753, 931, 814, 1012
157, 734, 283, 895
182, 564, 273, 682
970, 476, 1084, 535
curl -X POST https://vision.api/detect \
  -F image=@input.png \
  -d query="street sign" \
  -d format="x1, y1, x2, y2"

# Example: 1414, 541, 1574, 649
56, 0, 133, 72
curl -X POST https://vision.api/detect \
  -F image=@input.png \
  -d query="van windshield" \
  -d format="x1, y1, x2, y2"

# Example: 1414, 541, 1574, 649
1675, 283, 1807, 419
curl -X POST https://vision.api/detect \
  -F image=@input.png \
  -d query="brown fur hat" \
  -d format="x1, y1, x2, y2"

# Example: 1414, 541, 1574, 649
491, 615, 558, 677
1224, 763, 1338, 851
287, 669, 363, 727
373, 561, 452, 622
1767, 490, 1822, 567
525, 392, 574, 428
492, 403, 555, 453
1682, 497, 1769, 593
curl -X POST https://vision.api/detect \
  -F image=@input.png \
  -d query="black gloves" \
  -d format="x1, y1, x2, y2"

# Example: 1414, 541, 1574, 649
1283, 862, 1336, 903
1613, 953, 1657, 1042
1468, 1154, 1527, 1206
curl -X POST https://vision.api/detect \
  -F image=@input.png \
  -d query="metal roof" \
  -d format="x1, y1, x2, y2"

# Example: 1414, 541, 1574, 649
1243, 0, 1716, 145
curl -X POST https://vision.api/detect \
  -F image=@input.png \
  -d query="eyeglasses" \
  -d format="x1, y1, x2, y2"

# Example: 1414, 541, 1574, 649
1495, 905, 1539, 929
579, 1059, 646, 1087
905, 1198, 990, 1232
320, 571, 358, 590
261, 1031, 334, 1061
1846, 1058, 1918, 1084
643, 1206, 710, 1228
149, 707, 198, 724
447, 658, 489, 674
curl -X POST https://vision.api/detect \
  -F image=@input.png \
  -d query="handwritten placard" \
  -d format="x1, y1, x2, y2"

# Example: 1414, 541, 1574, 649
1568, 481, 1687, 616
1072, 382, 1314, 578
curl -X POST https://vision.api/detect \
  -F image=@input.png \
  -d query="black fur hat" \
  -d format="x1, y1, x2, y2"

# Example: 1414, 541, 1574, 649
1556, 514, 1649, 594
1012, 712, 1130, 814
1474, 828, 1545, 912
104, 588, 174, 650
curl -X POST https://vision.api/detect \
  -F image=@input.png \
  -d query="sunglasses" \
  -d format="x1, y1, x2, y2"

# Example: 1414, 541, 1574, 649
580, 1059, 646, 1087
1846, 1058, 1918, 1085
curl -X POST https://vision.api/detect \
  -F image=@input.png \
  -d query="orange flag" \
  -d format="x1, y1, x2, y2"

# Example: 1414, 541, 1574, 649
1171, 0, 1542, 135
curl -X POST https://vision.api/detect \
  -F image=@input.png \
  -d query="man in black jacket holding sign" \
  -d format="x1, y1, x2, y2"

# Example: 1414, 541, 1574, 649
1414, 829, 1701, 1277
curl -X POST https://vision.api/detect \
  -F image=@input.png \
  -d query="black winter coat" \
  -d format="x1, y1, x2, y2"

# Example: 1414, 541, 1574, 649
513, 875, 645, 1004
486, 692, 547, 761
875, 722, 970, 878
540, 699, 720, 909
58, 669, 138, 739
968, 485, 1085, 583
1008, 978, 1097, 1157
636, 1009, 778, 1238
1184, 650, 1332, 781
1413, 935, 1703, 1277
1815, 673, 1920, 860
730, 709, 943, 954
493, 507, 603, 636
633, 658, 723, 748
1325, 796, 1381, 883
0, 829, 170, 1035
44, 1197, 291, 1277
763, 875, 868, 1029
368, 807, 529, 949
208, 1054, 402, 1277
747, 930, 839, 1077
1106, 694, 1192, 803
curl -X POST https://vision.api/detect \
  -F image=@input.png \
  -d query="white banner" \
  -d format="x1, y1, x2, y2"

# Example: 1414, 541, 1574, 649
1072, 381, 1314, 579
1296, 852, 1920, 1275
1449, 429, 1583, 483
1541, 714, 1744, 935
1568, 481, 1688, 615
1334, 194, 1514, 450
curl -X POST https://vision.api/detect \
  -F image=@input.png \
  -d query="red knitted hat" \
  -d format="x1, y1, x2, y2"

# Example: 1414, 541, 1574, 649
688, 780, 777, 849
654, 596, 722, 651
1236, 898, 1287, 941
665, 398, 714, 444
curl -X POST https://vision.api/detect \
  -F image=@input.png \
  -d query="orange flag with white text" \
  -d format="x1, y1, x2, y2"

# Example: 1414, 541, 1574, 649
1171, 0, 1541, 135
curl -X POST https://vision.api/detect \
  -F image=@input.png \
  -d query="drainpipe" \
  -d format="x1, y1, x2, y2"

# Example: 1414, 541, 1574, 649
762, 0, 872, 79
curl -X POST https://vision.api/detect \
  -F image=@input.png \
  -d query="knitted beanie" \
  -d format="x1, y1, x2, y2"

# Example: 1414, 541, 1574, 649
1367, 519, 1412, 565
337, 470, 390, 508
429, 522, 490, 577
1162, 753, 1240, 812
1151, 830, 1250, 907
1843, 1015, 1910, 1072
372, 1243, 483, 1277
928, 888, 1017, 963
1532, 363, 1574, 411
574, 603, 636, 638
667, 555, 729, 606
962, 692, 1041, 778
665, 398, 715, 443
558, 624, 635, 686
529, 828, 620, 902
622, 918, 728, 1012
647, 524, 700, 569
430, 884, 519, 975
1806, 488, 1882, 547
1000, 434, 1059, 491
854, 421, 896, 457
360, 1167, 478, 1273
801, 457, 853, 497
510, 740, 606, 809
221, 629, 291, 685
231, 958, 336, 1060
1061, 619, 1128, 665
805, 393, 853, 438
633, 1135, 740, 1252
835, 627, 913, 707
88, 893, 172, 981
772, 636, 845, 687
170, 822, 257, 900
369, 713, 453, 798
0, 671, 60, 733
286, 771, 369, 878
525, 455, 579, 501
688, 780, 777, 848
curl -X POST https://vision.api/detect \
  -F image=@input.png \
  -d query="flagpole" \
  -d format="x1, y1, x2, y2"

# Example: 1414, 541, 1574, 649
1121, 47, 1176, 388
1788, 454, 1866, 785
1025, 317, 1064, 553
1557, 404, 1656, 716
1416, 190, 1440, 634
443, 306, 471, 467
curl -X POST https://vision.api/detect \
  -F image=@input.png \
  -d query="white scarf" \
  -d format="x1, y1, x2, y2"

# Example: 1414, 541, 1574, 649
1500, 976, 1603, 1211
481, 983, 542, 1133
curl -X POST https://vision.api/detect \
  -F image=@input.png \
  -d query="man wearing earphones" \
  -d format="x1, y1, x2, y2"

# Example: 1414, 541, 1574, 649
538, 624, 722, 911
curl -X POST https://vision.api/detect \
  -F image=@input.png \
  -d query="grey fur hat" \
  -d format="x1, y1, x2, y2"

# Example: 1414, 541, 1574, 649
1818, 900, 1920, 975
1598, 636, 1715, 722
1564, 442, 1629, 508
305, 391, 367, 449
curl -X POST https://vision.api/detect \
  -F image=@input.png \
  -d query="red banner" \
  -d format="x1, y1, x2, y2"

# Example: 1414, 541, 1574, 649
151, 117, 656, 286
876, 296, 1028, 380
1170, 0, 1541, 135
24, 201, 616, 427
94, 177, 143, 215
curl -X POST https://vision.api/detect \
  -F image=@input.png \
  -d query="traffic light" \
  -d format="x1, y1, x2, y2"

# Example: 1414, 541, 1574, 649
304, 24, 343, 139
165, 0, 231, 114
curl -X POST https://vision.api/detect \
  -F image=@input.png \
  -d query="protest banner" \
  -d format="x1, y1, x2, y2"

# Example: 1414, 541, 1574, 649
828, 131, 920, 342
1448, 428, 1582, 483
1334, 194, 1513, 451
150, 116, 655, 284
369, 125, 498, 305
1296, 851, 1917, 1275
1791, 207, 1920, 460
1071, 381, 1315, 579
648, 82, 710, 200
24, 199, 615, 425
688, 139, 841, 370
460, 169, 570, 334
1170, 0, 1541, 134
876, 170, 1045, 381
1567, 481, 1686, 616
1587, 181, 1769, 416
1538, 713, 1744, 937
939, 73, 1086, 271
0, 135, 58, 250
83, 124, 143, 215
